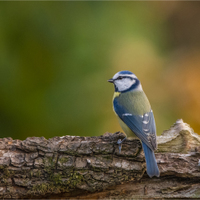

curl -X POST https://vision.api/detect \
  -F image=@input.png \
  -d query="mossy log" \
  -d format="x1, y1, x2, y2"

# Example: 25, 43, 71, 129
0, 119, 200, 199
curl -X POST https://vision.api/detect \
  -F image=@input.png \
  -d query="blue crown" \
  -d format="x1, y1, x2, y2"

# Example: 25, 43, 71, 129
118, 71, 133, 75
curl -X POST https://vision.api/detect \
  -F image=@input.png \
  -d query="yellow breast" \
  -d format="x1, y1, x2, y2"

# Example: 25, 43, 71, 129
113, 92, 121, 99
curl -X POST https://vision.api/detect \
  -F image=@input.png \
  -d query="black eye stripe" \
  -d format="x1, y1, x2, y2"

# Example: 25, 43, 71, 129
115, 76, 134, 80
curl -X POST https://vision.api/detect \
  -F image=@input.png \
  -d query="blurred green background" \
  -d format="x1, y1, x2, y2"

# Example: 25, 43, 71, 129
1, 2, 200, 140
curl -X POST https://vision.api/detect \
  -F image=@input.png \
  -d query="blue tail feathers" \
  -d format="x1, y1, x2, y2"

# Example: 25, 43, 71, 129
142, 141, 160, 178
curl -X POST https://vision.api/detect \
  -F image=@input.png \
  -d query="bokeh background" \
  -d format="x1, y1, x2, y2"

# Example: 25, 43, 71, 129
1, 1, 200, 140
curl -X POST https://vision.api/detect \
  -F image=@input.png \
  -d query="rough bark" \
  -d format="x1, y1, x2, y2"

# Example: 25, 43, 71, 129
0, 119, 199, 199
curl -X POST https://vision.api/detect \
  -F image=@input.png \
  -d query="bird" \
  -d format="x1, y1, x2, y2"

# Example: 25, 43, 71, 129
108, 70, 160, 178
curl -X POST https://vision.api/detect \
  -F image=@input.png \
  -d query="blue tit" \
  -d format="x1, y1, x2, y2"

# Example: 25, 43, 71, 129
108, 70, 160, 178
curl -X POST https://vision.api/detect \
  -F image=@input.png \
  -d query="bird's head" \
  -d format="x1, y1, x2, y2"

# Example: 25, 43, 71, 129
108, 71, 142, 92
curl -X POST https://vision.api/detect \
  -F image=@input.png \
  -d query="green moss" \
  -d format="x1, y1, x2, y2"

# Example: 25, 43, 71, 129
2, 167, 11, 178
0, 166, 15, 186
62, 168, 73, 175
59, 157, 69, 164
0, 165, 4, 170
124, 175, 129, 181
29, 168, 85, 195
28, 154, 85, 196
29, 171, 33, 178
31, 183, 50, 195
50, 173, 62, 185
43, 157, 56, 172
30, 182, 71, 195
0, 166, 12, 179
36, 170, 42, 178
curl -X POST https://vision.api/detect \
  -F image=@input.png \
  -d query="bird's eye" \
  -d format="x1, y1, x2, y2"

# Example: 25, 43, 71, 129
117, 76, 123, 80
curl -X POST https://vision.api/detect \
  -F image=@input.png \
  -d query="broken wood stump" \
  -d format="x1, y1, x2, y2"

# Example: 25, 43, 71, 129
0, 119, 199, 199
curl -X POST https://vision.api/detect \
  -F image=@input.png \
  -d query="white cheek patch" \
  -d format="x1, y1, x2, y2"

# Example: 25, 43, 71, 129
115, 78, 136, 92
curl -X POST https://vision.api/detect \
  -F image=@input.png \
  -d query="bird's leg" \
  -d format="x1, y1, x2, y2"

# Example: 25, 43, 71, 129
117, 137, 127, 153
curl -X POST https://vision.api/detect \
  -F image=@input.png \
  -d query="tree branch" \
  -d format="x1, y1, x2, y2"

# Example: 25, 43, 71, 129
0, 119, 199, 199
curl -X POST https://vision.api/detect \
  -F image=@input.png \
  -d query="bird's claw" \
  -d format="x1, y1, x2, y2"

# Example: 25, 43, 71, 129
117, 139, 122, 154
117, 139, 122, 145
117, 137, 126, 154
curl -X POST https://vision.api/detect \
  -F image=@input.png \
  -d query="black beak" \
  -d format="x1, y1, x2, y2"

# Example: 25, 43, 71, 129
108, 78, 114, 83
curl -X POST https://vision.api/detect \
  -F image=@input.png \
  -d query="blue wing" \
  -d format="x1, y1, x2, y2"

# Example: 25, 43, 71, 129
114, 98, 157, 151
